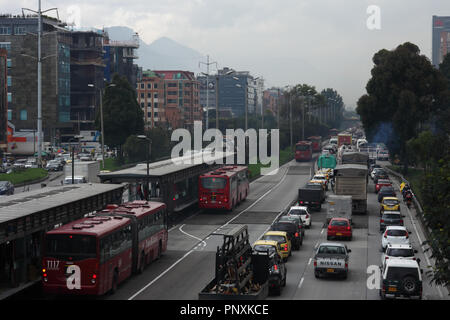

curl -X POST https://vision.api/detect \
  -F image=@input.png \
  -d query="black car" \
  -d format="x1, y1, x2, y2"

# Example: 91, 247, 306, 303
252, 249, 287, 296
278, 215, 305, 241
378, 186, 396, 202
271, 221, 302, 250
0, 181, 14, 195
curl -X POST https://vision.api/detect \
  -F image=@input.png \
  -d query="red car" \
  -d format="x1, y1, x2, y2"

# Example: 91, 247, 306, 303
375, 179, 392, 194
327, 218, 352, 241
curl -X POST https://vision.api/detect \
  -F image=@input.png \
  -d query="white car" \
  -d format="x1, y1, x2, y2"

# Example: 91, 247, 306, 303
287, 206, 311, 228
381, 244, 418, 268
381, 226, 410, 251
371, 168, 385, 180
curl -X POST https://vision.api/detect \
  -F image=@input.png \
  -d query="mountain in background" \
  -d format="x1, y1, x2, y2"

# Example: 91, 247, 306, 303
104, 26, 204, 73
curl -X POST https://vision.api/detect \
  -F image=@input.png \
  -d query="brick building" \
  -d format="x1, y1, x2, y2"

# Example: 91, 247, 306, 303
136, 70, 166, 129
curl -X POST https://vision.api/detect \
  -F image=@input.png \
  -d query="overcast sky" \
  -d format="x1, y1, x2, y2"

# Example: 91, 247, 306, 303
2, 0, 450, 109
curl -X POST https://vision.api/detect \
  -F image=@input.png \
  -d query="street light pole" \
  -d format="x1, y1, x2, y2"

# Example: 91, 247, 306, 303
137, 135, 151, 200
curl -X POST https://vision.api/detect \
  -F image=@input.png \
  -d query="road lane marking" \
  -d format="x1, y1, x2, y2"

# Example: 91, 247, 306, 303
178, 224, 207, 248
308, 258, 312, 265
298, 277, 305, 289
129, 161, 292, 299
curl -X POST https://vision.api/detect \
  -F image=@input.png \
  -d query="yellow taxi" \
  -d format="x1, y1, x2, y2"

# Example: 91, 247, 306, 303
317, 168, 332, 181
260, 231, 292, 261
308, 179, 326, 191
380, 197, 401, 214
252, 240, 284, 260
311, 173, 328, 190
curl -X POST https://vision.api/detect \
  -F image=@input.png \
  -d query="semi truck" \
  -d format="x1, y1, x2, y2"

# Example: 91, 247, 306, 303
298, 186, 324, 211
333, 164, 368, 214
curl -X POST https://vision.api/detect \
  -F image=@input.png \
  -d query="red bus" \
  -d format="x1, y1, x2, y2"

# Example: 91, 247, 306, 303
42, 201, 167, 295
198, 166, 249, 211
295, 141, 313, 162
307, 136, 322, 153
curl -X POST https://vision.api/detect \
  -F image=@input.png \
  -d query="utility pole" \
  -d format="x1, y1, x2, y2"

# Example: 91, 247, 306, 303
199, 55, 217, 131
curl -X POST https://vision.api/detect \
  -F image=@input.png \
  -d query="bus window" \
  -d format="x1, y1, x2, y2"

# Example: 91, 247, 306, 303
201, 177, 227, 189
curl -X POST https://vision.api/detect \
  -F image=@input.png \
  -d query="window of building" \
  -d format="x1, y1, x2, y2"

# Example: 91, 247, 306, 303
147, 83, 152, 89
147, 102, 151, 108
168, 83, 177, 87
154, 103, 158, 108
154, 83, 158, 89
147, 93, 152, 98
7, 76, 11, 87
140, 102, 145, 108
154, 112, 158, 117
141, 83, 144, 89
14, 26, 26, 35
140, 93, 144, 99
7, 59, 11, 67
168, 91, 177, 96
154, 93, 158, 99
148, 112, 152, 118
0, 27, 11, 35
20, 109, 27, 121
7, 92, 12, 103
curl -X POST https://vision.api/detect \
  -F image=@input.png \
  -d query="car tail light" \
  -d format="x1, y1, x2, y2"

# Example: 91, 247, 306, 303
400, 220, 403, 224
347, 226, 351, 231
224, 197, 228, 202
306, 214, 310, 219
300, 201, 304, 204
380, 219, 384, 223
413, 257, 416, 260
313, 260, 317, 267
345, 263, 348, 268
405, 232, 409, 239
384, 231, 388, 238
385, 257, 389, 260
284, 246, 288, 251
295, 232, 299, 237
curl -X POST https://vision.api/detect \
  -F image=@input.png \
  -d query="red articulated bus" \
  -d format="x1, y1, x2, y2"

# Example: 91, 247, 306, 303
42, 200, 167, 296
307, 136, 322, 153
198, 166, 249, 211
295, 141, 313, 162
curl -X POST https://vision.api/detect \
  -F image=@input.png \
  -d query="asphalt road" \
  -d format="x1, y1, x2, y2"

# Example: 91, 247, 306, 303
104, 158, 448, 301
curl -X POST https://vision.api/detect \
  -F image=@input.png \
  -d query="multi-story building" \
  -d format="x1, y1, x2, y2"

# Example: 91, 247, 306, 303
0, 48, 7, 154
0, 14, 73, 145
432, 16, 450, 67
217, 68, 257, 117
69, 28, 105, 140
136, 70, 166, 129
104, 32, 141, 89
154, 70, 201, 130
263, 88, 282, 117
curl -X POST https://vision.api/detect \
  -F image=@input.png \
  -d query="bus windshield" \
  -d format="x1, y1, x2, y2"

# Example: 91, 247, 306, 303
201, 177, 227, 189
296, 145, 310, 151
45, 234, 97, 261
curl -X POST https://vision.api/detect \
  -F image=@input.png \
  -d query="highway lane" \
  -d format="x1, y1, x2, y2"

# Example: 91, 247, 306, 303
106, 158, 314, 300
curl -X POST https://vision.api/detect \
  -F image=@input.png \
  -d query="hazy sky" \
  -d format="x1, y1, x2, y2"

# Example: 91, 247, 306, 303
2, 0, 450, 109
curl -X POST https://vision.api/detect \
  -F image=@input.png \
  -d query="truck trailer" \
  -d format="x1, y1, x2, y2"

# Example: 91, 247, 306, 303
333, 164, 368, 214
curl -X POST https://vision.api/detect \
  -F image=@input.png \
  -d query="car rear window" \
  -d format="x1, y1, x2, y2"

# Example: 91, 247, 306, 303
262, 235, 286, 244
382, 214, 402, 220
384, 199, 399, 206
386, 248, 414, 257
387, 229, 407, 237
318, 245, 346, 254
272, 223, 296, 233
289, 209, 307, 216
331, 220, 348, 226
386, 267, 419, 280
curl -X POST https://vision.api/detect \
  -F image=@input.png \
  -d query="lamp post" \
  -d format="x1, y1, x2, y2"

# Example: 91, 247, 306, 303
199, 55, 218, 130
137, 135, 151, 200
69, 135, 83, 184
88, 83, 116, 170
21, 1, 59, 168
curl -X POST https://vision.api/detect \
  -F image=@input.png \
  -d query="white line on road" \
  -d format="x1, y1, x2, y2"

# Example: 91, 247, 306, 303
298, 277, 305, 289
128, 161, 292, 300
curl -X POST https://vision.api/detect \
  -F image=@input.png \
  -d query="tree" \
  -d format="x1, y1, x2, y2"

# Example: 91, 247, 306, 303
356, 42, 447, 174
97, 73, 145, 160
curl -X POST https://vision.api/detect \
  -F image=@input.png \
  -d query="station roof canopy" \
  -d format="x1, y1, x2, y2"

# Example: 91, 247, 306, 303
98, 150, 235, 180
0, 183, 125, 224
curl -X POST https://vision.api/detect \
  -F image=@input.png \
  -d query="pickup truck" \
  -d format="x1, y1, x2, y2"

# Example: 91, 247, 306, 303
314, 242, 351, 279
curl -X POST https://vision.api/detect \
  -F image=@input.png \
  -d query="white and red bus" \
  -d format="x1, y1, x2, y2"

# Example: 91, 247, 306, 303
198, 166, 249, 211
295, 141, 313, 162
307, 136, 322, 153
42, 201, 167, 295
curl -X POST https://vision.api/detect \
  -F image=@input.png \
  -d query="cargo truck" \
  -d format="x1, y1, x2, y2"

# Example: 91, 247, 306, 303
326, 195, 353, 225
337, 133, 352, 148
64, 160, 100, 183
298, 186, 324, 211
340, 152, 369, 167
333, 164, 368, 214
